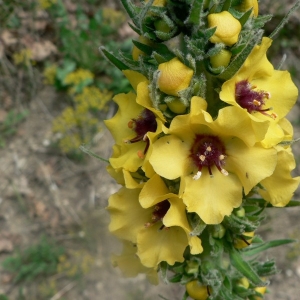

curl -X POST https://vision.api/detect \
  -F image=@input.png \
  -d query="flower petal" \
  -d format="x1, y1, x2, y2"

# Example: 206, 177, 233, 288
111, 240, 158, 285
258, 147, 300, 206
107, 187, 150, 243
137, 223, 187, 267
150, 135, 192, 179
182, 169, 242, 224
225, 139, 277, 194
122, 70, 148, 91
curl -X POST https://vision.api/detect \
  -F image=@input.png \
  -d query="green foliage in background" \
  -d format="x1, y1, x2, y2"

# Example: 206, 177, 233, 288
0, 110, 29, 148
2, 237, 65, 283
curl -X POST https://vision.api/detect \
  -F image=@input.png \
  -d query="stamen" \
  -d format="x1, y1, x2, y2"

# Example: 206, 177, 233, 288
193, 171, 202, 180
219, 154, 225, 160
137, 150, 145, 159
199, 155, 206, 162
253, 100, 261, 106
206, 146, 212, 152
221, 169, 229, 176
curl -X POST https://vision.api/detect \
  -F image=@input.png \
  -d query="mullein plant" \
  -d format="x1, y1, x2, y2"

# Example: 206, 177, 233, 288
98, 0, 300, 299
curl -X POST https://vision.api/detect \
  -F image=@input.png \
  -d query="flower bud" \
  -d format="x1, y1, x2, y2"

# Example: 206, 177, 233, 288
211, 224, 226, 239
185, 260, 199, 274
210, 49, 232, 68
154, 19, 172, 33
166, 97, 186, 114
234, 231, 255, 249
158, 57, 194, 96
186, 280, 210, 300
235, 0, 259, 17
145, 0, 166, 6
236, 277, 250, 289
254, 286, 267, 300
234, 207, 245, 218
208, 11, 242, 46
132, 36, 153, 61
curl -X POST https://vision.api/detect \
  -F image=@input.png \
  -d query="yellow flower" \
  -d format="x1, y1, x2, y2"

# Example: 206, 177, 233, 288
208, 11, 241, 46
13, 49, 32, 66
111, 240, 158, 285
105, 71, 166, 176
258, 146, 300, 207
186, 281, 210, 300
157, 57, 194, 96
43, 64, 57, 85
149, 97, 277, 224
253, 286, 267, 300
63, 68, 94, 86
234, 0, 259, 17
219, 37, 298, 147
107, 181, 202, 268
145, 0, 167, 6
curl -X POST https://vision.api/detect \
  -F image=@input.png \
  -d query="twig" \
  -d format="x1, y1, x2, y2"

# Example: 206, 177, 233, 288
49, 281, 77, 300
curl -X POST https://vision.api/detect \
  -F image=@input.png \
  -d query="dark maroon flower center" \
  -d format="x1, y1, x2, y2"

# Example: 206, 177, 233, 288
145, 200, 170, 230
190, 134, 228, 178
126, 109, 157, 158
235, 80, 276, 118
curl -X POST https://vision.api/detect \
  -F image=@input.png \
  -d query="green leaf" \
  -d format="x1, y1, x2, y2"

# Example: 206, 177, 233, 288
186, 0, 204, 28
242, 239, 296, 257
216, 30, 263, 80
79, 145, 109, 163
99, 47, 129, 71
228, 245, 265, 285
120, 0, 140, 20
269, 0, 300, 39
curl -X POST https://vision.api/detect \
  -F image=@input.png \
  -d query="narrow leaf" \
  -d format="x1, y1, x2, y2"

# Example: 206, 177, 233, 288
99, 47, 128, 70
228, 245, 265, 285
79, 145, 109, 163
242, 239, 296, 256
269, 0, 300, 39
186, 0, 204, 28
217, 30, 263, 80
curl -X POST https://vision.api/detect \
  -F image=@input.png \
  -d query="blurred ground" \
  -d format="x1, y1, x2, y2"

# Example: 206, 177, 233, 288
1, 1, 300, 300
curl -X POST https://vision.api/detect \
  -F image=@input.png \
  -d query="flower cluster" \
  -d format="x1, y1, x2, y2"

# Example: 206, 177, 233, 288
103, 0, 299, 299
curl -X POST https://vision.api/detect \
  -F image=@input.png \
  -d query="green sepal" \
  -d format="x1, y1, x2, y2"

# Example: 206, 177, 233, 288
216, 29, 263, 80
228, 245, 265, 285
182, 291, 189, 300
188, 213, 207, 236
222, 0, 232, 12
132, 40, 153, 56
180, 273, 195, 285
128, 22, 141, 35
169, 273, 182, 283
160, 261, 169, 284
251, 259, 277, 277
120, 0, 141, 20
242, 239, 296, 257
99, 47, 129, 71
237, 8, 253, 27
253, 14, 273, 30
186, 0, 204, 29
